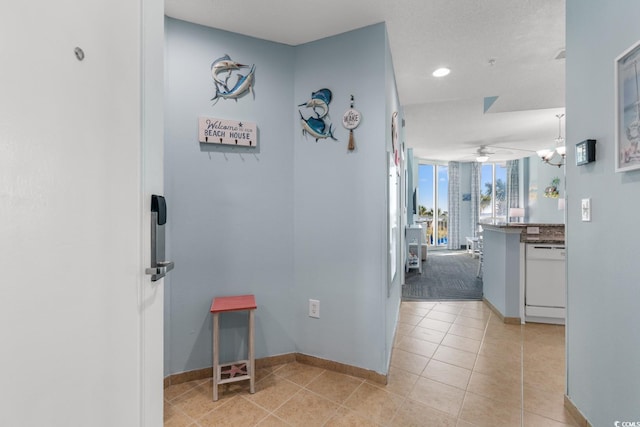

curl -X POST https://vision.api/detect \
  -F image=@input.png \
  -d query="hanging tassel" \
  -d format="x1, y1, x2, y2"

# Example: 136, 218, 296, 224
348, 129, 355, 151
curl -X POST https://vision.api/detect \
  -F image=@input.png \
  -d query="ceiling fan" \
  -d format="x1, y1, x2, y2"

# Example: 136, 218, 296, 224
474, 145, 495, 163
461, 144, 536, 163
474, 146, 494, 162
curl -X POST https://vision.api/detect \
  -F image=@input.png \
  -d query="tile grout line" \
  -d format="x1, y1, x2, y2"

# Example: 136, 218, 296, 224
165, 399, 199, 427
456, 300, 492, 424
389, 304, 435, 427
268, 367, 326, 415
261, 378, 308, 424
387, 362, 419, 427
163, 378, 203, 404
387, 307, 427, 427
194, 393, 239, 426
247, 364, 334, 426
235, 374, 296, 425
328, 385, 364, 425
399, 302, 480, 423
305, 375, 364, 427
249, 408, 271, 427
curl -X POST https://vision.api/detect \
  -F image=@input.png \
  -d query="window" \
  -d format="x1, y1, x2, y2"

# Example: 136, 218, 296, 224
418, 163, 448, 246
480, 163, 507, 222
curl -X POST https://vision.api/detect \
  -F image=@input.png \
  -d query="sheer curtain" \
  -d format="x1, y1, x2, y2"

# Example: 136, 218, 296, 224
507, 159, 520, 217
471, 162, 480, 237
447, 161, 460, 249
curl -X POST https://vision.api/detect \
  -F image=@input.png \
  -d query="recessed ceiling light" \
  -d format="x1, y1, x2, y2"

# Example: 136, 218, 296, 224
432, 67, 451, 77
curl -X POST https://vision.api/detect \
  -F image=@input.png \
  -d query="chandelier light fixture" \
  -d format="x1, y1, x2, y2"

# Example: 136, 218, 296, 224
537, 114, 566, 167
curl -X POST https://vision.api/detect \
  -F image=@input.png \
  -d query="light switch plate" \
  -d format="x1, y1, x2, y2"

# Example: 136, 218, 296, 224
581, 198, 591, 221
309, 299, 320, 318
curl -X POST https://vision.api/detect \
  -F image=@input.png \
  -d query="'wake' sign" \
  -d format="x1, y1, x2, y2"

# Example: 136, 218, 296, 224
198, 117, 257, 147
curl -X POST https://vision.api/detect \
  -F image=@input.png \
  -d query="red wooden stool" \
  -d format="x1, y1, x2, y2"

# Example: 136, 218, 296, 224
210, 294, 257, 401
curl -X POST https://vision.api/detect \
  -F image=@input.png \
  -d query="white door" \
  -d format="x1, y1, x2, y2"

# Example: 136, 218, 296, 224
0, 0, 164, 426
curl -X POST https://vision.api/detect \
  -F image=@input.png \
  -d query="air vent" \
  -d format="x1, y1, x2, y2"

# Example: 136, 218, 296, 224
554, 49, 566, 60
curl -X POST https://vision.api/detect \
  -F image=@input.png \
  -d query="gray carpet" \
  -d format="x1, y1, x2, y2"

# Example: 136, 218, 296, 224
402, 250, 483, 301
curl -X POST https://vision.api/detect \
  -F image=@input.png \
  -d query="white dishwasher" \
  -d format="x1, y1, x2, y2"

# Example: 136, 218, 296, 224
525, 244, 566, 323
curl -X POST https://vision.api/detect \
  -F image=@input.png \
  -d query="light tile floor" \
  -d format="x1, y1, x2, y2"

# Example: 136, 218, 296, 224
164, 300, 578, 426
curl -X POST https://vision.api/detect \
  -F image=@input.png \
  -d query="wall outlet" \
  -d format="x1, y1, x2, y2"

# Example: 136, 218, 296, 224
527, 226, 540, 234
309, 299, 320, 318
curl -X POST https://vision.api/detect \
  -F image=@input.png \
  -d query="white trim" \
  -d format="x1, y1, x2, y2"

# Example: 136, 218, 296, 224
140, 0, 165, 423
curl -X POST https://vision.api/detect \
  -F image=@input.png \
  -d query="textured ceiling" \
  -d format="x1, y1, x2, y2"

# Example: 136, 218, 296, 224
165, 0, 566, 162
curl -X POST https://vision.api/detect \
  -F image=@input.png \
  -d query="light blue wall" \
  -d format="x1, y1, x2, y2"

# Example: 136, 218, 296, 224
482, 229, 506, 314
293, 23, 398, 374
526, 155, 565, 223
566, 1, 640, 425
164, 18, 296, 375
482, 228, 521, 317
165, 19, 400, 377
385, 28, 402, 372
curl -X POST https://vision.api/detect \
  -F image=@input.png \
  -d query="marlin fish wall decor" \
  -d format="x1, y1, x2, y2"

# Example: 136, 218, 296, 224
210, 54, 256, 104
298, 88, 337, 141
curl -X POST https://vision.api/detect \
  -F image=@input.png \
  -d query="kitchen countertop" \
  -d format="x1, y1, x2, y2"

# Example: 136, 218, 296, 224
480, 221, 564, 229
479, 221, 565, 244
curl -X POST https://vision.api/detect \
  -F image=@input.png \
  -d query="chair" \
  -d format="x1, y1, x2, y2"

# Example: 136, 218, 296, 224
405, 225, 423, 274
466, 236, 479, 258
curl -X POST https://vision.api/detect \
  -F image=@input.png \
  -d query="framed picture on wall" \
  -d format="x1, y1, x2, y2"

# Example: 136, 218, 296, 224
615, 39, 640, 172
391, 111, 400, 169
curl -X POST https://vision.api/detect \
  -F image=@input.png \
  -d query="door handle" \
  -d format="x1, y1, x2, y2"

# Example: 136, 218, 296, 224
146, 261, 175, 281
146, 195, 174, 282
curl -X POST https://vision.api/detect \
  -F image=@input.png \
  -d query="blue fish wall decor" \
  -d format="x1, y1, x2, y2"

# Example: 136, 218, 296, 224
311, 88, 332, 105
299, 111, 336, 141
298, 88, 337, 142
298, 98, 329, 119
210, 54, 256, 104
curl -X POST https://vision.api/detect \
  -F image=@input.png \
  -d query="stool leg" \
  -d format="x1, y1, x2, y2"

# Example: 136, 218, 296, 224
249, 309, 255, 394
212, 313, 219, 401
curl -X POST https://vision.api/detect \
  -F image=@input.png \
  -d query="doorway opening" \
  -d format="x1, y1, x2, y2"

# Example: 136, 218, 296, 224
417, 162, 448, 249
403, 161, 482, 301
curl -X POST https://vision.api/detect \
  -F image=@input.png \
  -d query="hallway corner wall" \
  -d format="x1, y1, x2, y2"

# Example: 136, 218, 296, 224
164, 19, 402, 378
293, 23, 395, 374
164, 17, 296, 375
